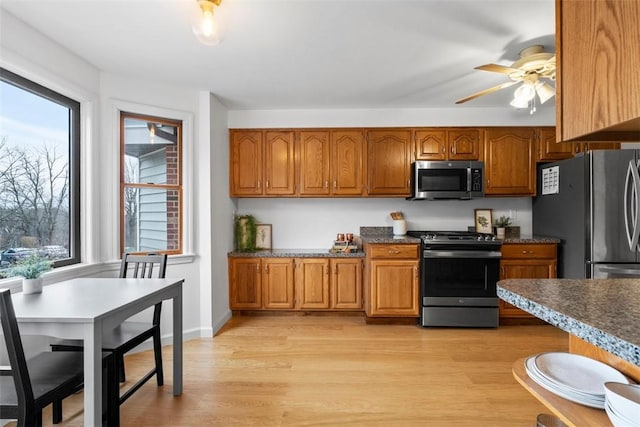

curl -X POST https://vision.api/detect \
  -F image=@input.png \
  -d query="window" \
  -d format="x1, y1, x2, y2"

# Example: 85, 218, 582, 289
120, 112, 182, 255
0, 68, 81, 277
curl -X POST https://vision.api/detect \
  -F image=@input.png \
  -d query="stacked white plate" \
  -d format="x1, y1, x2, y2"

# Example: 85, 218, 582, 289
604, 382, 640, 427
525, 352, 631, 409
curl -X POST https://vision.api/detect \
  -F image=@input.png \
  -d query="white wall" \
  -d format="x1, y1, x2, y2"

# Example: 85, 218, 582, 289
1, 10, 229, 346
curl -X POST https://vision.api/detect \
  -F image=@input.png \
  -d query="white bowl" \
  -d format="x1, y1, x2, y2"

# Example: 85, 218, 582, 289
604, 382, 640, 423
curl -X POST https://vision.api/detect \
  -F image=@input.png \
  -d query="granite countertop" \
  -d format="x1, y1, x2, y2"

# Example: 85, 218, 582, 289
359, 226, 421, 245
228, 248, 364, 258
503, 236, 560, 244
497, 278, 640, 366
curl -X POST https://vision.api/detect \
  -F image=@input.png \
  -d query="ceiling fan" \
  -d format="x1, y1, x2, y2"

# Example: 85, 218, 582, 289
456, 45, 556, 108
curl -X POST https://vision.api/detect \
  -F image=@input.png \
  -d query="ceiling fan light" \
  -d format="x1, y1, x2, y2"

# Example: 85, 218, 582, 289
193, 0, 221, 46
513, 84, 536, 102
535, 81, 555, 104
510, 97, 529, 109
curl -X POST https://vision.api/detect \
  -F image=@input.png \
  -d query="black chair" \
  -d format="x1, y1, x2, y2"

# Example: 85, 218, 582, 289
0, 288, 118, 426
51, 253, 168, 410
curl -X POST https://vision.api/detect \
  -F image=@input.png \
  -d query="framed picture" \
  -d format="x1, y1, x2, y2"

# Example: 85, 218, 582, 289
256, 224, 272, 249
474, 209, 493, 234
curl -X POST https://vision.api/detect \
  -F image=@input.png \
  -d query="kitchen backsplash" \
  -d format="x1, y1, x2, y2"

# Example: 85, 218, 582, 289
236, 197, 532, 249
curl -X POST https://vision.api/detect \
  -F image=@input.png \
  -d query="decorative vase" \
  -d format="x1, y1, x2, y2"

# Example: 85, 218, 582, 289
496, 227, 506, 240
22, 277, 43, 294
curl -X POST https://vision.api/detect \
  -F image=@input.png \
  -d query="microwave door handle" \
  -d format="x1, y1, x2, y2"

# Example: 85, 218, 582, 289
467, 167, 472, 192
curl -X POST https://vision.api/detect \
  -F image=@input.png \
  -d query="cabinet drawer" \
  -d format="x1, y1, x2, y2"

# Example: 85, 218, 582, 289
368, 244, 419, 259
502, 243, 556, 259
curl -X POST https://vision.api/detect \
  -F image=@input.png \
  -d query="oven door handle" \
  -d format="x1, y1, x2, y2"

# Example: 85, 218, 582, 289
423, 250, 502, 258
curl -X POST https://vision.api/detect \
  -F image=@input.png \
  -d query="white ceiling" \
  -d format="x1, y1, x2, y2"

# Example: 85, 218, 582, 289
0, 0, 556, 111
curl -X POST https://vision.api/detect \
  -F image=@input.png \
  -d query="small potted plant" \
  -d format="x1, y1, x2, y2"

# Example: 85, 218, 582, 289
234, 214, 257, 252
8, 253, 53, 294
494, 216, 511, 240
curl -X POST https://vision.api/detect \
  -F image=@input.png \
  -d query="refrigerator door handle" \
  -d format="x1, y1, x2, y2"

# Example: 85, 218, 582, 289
598, 265, 640, 277
624, 159, 640, 251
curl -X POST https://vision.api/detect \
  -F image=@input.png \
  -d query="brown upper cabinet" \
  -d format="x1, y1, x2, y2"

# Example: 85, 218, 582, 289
366, 129, 413, 196
415, 128, 482, 161
537, 126, 621, 162
556, 0, 640, 142
484, 128, 536, 196
230, 129, 296, 197
298, 129, 365, 196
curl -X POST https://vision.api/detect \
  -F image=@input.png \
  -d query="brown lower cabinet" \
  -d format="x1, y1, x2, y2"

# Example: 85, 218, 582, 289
363, 243, 420, 318
499, 242, 557, 320
228, 256, 362, 311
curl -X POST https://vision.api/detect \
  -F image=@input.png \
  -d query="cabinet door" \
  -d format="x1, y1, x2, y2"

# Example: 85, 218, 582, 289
499, 260, 556, 318
230, 131, 263, 196
264, 131, 296, 196
296, 258, 330, 309
299, 131, 330, 196
537, 127, 574, 162
557, 0, 640, 142
583, 142, 621, 152
414, 129, 447, 161
367, 129, 412, 196
448, 129, 481, 160
332, 130, 365, 196
368, 260, 419, 316
330, 258, 362, 309
499, 243, 557, 319
484, 128, 536, 196
229, 258, 262, 309
262, 258, 295, 309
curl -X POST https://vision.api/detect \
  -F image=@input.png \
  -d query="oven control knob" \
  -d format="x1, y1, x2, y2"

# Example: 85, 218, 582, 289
476, 236, 482, 241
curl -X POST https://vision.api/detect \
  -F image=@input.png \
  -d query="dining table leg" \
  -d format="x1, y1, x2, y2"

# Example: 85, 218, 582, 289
84, 321, 103, 426
173, 286, 183, 395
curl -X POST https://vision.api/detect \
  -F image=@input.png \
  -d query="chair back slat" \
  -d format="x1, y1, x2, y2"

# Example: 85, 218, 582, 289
0, 288, 35, 410
119, 254, 167, 279
119, 254, 168, 325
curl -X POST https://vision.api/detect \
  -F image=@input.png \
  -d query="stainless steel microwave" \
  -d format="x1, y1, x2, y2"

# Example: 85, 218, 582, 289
408, 160, 484, 200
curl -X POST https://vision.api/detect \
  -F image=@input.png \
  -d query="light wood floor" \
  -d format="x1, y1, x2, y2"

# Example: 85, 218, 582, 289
24, 315, 568, 426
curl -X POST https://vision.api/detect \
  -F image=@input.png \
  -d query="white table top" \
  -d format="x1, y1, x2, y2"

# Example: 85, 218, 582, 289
12, 277, 180, 323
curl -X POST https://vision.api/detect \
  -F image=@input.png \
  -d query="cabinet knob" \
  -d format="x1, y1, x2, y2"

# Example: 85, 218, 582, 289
333, 181, 337, 189
266, 180, 270, 189
325, 180, 329, 188
257, 180, 261, 189
389, 250, 400, 254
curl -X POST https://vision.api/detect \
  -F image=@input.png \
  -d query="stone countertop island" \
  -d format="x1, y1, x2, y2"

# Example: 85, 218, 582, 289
498, 278, 640, 367
499, 278, 640, 427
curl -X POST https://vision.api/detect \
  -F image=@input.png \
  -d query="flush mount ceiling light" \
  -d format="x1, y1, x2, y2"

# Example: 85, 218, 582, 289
193, 0, 222, 46
456, 45, 556, 114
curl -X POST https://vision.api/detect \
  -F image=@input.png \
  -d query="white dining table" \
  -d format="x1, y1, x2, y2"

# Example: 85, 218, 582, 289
11, 277, 184, 426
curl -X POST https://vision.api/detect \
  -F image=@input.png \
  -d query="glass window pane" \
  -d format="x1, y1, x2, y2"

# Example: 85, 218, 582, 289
0, 70, 78, 275
123, 187, 180, 253
123, 117, 178, 185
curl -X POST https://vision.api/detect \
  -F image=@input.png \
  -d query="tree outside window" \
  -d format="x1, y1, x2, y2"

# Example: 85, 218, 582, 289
0, 68, 80, 277
120, 112, 182, 255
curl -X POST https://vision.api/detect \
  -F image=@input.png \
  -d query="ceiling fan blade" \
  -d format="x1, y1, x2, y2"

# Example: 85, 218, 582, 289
474, 63, 521, 74
455, 81, 519, 104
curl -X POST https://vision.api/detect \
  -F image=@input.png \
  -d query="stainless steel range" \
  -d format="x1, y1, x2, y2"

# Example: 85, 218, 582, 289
407, 230, 502, 328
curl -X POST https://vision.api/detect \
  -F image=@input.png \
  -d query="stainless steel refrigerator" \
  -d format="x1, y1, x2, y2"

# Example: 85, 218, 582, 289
533, 149, 640, 279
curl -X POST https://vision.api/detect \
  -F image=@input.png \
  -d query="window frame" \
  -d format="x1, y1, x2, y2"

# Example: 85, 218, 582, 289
119, 111, 183, 256
0, 67, 81, 268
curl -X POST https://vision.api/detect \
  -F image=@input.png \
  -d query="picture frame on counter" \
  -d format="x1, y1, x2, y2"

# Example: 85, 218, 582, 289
256, 224, 272, 249
474, 209, 493, 234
